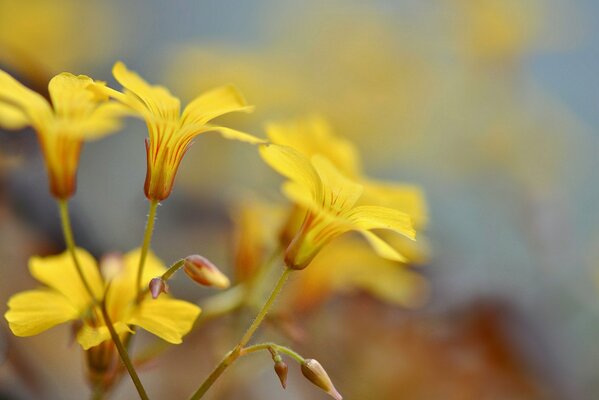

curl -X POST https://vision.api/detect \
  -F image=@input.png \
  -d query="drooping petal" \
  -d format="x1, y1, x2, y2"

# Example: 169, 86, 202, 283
181, 84, 254, 126
76, 320, 132, 350
359, 230, 408, 262
29, 249, 104, 311
0, 102, 29, 129
259, 144, 322, 202
127, 298, 201, 344
4, 289, 79, 336
205, 125, 265, 144
337, 262, 429, 308
0, 68, 51, 128
112, 61, 180, 121
346, 205, 416, 239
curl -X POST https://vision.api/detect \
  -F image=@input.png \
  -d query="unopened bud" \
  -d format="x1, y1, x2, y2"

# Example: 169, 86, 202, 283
274, 360, 288, 389
149, 277, 169, 299
301, 359, 342, 400
184, 255, 230, 289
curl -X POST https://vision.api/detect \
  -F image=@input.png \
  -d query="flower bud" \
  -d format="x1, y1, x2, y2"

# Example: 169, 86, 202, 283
274, 360, 288, 389
183, 255, 230, 289
149, 277, 169, 299
301, 359, 342, 400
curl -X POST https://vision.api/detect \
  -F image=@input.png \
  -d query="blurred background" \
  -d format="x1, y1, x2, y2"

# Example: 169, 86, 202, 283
1, 0, 599, 399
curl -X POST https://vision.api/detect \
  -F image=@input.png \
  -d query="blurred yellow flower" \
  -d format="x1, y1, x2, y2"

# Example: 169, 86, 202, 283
260, 144, 416, 269
0, 69, 127, 199
104, 61, 261, 201
4, 248, 200, 350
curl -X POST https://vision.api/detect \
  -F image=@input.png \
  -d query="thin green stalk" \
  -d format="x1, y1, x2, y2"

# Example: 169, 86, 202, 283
136, 200, 159, 300
189, 267, 292, 400
240, 342, 305, 364
57, 199, 96, 301
100, 292, 149, 400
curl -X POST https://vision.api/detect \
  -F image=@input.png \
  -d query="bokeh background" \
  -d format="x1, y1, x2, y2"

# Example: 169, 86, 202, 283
1, 0, 599, 399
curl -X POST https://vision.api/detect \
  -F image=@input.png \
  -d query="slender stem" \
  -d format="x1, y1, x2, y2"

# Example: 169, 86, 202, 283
189, 267, 292, 400
57, 199, 97, 301
100, 293, 149, 400
243, 246, 283, 308
240, 342, 305, 364
136, 200, 159, 300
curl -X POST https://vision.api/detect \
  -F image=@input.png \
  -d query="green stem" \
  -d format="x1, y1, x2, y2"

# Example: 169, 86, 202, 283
100, 292, 149, 400
57, 199, 97, 301
189, 267, 292, 400
136, 200, 159, 301
240, 342, 305, 364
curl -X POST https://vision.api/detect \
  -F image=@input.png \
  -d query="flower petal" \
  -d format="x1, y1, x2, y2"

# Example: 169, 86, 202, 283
259, 144, 322, 202
311, 155, 363, 213
0, 102, 29, 129
359, 230, 408, 262
29, 249, 104, 311
346, 205, 415, 239
266, 116, 361, 178
362, 182, 428, 228
340, 262, 428, 308
4, 289, 79, 336
206, 125, 265, 144
112, 61, 180, 120
128, 298, 201, 344
105, 249, 166, 319
181, 84, 254, 126
76, 321, 132, 350
0, 68, 51, 127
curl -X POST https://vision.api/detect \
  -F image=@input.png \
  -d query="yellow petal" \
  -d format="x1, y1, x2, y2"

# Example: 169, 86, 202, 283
48, 73, 95, 116
346, 205, 415, 239
178, 124, 264, 144
4, 289, 79, 336
128, 298, 201, 344
76, 321, 132, 350
359, 230, 408, 262
266, 116, 361, 178
259, 144, 322, 201
0, 68, 51, 127
69, 102, 131, 139
362, 182, 428, 228
29, 249, 104, 311
181, 84, 254, 126
341, 263, 429, 308
0, 102, 29, 129
112, 61, 180, 120
106, 249, 166, 318
311, 155, 363, 214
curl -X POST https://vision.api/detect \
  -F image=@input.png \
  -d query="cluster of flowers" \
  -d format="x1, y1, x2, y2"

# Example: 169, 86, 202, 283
0, 62, 425, 399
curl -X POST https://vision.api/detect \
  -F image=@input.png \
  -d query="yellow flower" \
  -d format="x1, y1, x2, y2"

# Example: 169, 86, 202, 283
230, 197, 428, 310
4, 248, 200, 350
0, 69, 127, 199
266, 116, 428, 229
259, 144, 416, 269
104, 61, 262, 201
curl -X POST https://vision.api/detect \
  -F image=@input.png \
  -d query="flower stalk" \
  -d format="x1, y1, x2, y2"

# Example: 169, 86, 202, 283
100, 289, 148, 400
58, 199, 97, 301
136, 199, 159, 301
189, 267, 292, 399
